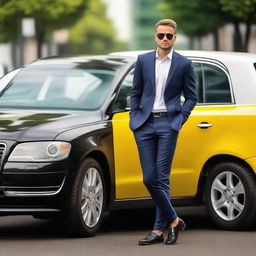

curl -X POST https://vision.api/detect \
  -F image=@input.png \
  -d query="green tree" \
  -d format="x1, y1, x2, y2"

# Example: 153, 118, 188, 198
219, 0, 256, 51
0, 0, 88, 57
160, 0, 227, 50
68, 0, 116, 55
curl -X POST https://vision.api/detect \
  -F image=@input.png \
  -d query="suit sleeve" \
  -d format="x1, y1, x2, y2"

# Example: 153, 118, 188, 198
130, 55, 143, 118
181, 60, 197, 123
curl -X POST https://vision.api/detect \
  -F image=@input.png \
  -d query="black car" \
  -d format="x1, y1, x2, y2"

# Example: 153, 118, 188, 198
0, 55, 135, 236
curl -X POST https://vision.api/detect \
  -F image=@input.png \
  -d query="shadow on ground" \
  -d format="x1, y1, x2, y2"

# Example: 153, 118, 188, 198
0, 206, 254, 239
100, 206, 215, 233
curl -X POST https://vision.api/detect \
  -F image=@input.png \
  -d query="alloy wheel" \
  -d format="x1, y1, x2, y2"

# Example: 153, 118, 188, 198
81, 167, 104, 228
210, 171, 245, 221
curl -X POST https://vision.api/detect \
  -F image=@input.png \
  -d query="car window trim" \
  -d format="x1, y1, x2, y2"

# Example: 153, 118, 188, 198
0, 68, 22, 97
191, 59, 235, 105
102, 61, 136, 118
109, 65, 136, 115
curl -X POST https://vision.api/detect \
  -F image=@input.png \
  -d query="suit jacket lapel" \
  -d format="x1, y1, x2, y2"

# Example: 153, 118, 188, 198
165, 51, 178, 90
149, 50, 156, 91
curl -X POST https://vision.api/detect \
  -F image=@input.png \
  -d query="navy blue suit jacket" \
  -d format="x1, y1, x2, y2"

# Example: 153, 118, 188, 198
129, 50, 197, 132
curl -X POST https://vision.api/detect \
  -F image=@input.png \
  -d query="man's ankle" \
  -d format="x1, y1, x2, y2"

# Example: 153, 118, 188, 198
152, 230, 163, 236
170, 217, 179, 228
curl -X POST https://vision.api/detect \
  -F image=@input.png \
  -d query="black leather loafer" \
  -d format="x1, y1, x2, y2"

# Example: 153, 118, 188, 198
138, 231, 164, 245
165, 218, 186, 245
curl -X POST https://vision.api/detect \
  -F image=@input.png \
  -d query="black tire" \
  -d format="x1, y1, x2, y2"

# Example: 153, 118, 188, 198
205, 161, 256, 230
65, 157, 106, 237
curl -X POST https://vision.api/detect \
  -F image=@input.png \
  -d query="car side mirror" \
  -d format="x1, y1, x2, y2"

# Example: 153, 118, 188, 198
125, 96, 131, 111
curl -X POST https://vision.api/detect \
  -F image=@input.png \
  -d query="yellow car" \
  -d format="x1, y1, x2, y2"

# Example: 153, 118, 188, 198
111, 50, 256, 231
0, 51, 255, 236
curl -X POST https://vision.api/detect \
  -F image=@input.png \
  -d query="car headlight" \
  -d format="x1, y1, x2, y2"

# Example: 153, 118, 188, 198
8, 141, 71, 162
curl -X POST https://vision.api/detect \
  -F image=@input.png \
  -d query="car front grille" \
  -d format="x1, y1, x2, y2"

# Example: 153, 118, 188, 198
0, 143, 6, 169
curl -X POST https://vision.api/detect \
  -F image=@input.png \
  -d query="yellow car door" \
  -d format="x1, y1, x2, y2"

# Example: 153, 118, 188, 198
169, 61, 237, 197
111, 68, 148, 199
112, 61, 236, 200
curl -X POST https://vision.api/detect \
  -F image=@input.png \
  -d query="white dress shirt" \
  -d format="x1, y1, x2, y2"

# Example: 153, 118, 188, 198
152, 49, 173, 112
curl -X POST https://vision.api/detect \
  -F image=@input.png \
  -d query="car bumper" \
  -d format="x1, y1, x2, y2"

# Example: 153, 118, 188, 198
0, 161, 68, 197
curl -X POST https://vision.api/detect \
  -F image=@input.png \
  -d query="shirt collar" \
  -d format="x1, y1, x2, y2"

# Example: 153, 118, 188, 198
155, 48, 173, 61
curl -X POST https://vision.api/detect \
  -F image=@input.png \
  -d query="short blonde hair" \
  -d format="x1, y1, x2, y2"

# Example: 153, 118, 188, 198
155, 19, 177, 33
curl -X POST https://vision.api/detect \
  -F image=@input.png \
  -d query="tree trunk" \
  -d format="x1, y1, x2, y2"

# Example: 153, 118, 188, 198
18, 18, 24, 67
11, 41, 18, 69
36, 29, 45, 58
213, 29, 219, 51
243, 18, 252, 52
233, 20, 242, 52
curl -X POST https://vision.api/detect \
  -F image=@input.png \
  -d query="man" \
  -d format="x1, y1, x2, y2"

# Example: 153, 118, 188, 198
129, 19, 197, 245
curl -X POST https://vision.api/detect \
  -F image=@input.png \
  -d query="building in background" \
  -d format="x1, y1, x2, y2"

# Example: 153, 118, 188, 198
102, 0, 132, 42
130, 0, 161, 50
103, 0, 188, 50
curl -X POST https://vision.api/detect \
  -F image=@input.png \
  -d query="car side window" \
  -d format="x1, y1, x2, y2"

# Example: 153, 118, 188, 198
112, 68, 134, 112
203, 64, 231, 103
193, 62, 232, 104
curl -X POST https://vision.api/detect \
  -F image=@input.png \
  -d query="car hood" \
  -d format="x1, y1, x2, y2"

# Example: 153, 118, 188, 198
0, 109, 102, 141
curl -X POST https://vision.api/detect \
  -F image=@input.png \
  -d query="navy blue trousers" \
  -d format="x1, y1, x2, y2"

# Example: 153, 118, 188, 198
134, 115, 178, 231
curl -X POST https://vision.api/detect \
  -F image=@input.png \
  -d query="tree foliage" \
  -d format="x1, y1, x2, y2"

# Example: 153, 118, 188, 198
68, 0, 116, 54
0, 0, 88, 56
160, 0, 228, 50
160, 0, 226, 37
220, 0, 256, 20
161, 0, 256, 51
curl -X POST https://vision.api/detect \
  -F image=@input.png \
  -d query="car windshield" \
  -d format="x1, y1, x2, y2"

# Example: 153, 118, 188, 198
0, 61, 119, 111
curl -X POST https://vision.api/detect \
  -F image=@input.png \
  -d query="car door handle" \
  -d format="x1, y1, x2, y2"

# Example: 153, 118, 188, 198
197, 122, 213, 129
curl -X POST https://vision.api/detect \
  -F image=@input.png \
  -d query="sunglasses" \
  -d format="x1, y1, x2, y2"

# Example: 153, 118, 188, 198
156, 33, 174, 40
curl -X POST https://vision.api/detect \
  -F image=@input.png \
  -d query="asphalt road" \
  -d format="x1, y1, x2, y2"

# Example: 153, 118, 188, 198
0, 206, 255, 256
